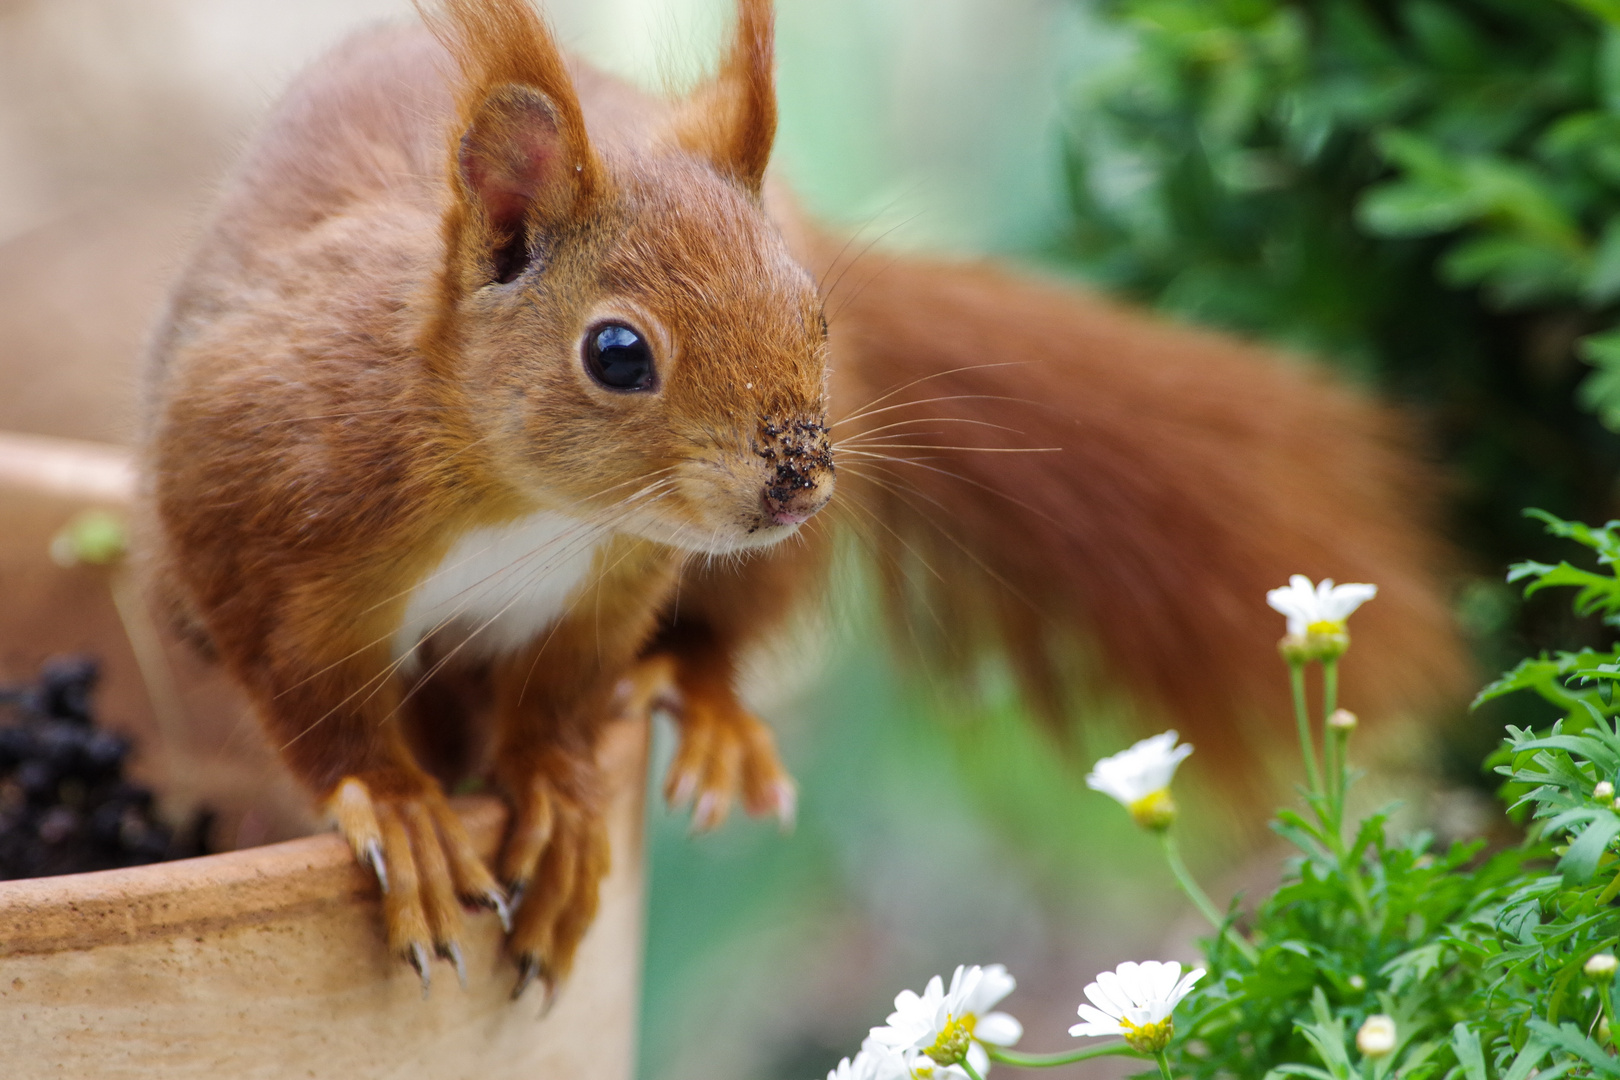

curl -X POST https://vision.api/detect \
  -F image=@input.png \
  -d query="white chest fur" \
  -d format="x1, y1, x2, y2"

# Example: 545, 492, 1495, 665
393, 511, 608, 662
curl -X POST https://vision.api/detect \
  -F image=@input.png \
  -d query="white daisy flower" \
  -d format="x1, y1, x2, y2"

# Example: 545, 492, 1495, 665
1069, 960, 1204, 1054
868, 964, 1023, 1075
895, 1051, 968, 1080
1267, 575, 1377, 645
827, 1056, 864, 1080
1085, 732, 1193, 831
826, 1044, 910, 1080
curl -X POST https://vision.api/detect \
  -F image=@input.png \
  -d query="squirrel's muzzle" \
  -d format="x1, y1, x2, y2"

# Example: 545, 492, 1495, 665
763, 483, 831, 526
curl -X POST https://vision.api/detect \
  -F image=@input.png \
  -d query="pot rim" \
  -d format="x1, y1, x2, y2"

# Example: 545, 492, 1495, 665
0, 796, 504, 958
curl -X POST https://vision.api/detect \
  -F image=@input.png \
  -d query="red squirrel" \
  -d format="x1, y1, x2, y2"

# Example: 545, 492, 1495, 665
139, 0, 1466, 995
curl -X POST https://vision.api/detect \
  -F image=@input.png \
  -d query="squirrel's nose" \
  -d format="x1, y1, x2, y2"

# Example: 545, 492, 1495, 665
762, 477, 832, 527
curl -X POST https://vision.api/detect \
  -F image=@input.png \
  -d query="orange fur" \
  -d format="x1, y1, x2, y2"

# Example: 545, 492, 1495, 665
137, 0, 1466, 993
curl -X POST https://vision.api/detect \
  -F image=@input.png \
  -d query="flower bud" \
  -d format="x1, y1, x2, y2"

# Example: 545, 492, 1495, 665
1596, 781, 1615, 801
1278, 634, 1312, 665
1328, 709, 1358, 732
1127, 789, 1177, 832
1356, 1015, 1396, 1058
1347, 974, 1365, 991
1586, 953, 1617, 979
1306, 625, 1350, 661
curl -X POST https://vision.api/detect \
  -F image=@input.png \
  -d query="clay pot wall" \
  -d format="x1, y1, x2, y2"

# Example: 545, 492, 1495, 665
0, 433, 646, 1079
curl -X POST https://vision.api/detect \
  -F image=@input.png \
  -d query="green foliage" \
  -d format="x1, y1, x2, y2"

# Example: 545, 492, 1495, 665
1058, 0, 1620, 571
1167, 820, 1534, 1078
1163, 511, 1620, 1078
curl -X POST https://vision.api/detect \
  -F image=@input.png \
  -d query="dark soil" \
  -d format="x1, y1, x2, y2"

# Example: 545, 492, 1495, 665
0, 655, 209, 879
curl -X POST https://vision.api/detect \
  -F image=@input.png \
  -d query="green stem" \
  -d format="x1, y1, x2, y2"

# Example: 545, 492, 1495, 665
1336, 831, 1375, 925
1290, 661, 1322, 798
1597, 868, 1620, 907
1328, 725, 1351, 839
1156, 1049, 1176, 1080
961, 1059, 985, 1080
986, 1042, 1142, 1067
1159, 832, 1259, 964
1322, 658, 1342, 831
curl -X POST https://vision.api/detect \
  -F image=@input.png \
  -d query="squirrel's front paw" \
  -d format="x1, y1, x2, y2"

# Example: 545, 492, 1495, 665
497, 753, 610, 1004
328, 773, 507, 993
664, 686, 796, 833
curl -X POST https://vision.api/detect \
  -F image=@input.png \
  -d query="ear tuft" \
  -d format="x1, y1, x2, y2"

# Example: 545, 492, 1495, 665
669, 0, 777, 196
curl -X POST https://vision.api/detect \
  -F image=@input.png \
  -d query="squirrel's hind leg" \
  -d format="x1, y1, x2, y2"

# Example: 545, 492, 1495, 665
652, 644, 797, 833
647, 542, 826, 833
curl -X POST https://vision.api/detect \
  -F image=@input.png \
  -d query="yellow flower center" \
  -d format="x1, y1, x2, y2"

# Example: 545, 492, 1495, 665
1281, 622, 1351, 662
1120, 1016, 1175, 1054
1128, 788, 1177, 831
924, 1013, 977, 1066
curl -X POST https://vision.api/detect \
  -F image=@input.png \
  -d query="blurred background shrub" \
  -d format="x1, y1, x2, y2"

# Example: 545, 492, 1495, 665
1052, 0, 1620, 743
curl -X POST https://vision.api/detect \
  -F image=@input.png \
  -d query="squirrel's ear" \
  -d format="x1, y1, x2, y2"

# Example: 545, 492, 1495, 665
457, 83, 595, 236
669, 0, 776, 196
429, 0, 603, 254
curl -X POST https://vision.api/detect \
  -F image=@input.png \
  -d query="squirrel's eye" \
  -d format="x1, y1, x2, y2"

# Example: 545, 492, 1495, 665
584, 323, 656, 392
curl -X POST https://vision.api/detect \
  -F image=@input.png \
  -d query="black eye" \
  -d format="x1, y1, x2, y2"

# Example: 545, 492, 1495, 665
584, 323, 656, 391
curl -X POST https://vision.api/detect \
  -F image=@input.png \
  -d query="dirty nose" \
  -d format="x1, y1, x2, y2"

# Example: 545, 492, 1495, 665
757, 417, 834, 527
763, 480, 832, 526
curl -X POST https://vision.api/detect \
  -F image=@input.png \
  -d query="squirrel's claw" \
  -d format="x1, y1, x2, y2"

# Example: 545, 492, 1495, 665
407, 941, 433, 997
511, 954, 550, 1003
362, 838, 389, 893
667, 768, 699, 811
440, 941, 468, 990
477, 886, 514, 934
769, 777, 798, 833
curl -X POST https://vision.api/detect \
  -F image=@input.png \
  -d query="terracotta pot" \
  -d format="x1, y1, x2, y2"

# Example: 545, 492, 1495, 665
0, 433, 647, 1079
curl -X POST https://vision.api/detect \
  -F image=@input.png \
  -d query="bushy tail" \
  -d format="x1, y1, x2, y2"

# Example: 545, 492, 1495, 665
819, 241, 1470, 767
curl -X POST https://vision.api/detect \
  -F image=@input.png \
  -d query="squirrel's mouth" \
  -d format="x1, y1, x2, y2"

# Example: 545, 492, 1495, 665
613, 443, 834, 555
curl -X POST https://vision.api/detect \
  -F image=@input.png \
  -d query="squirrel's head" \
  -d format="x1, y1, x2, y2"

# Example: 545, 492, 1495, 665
428, 0, 831, 554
